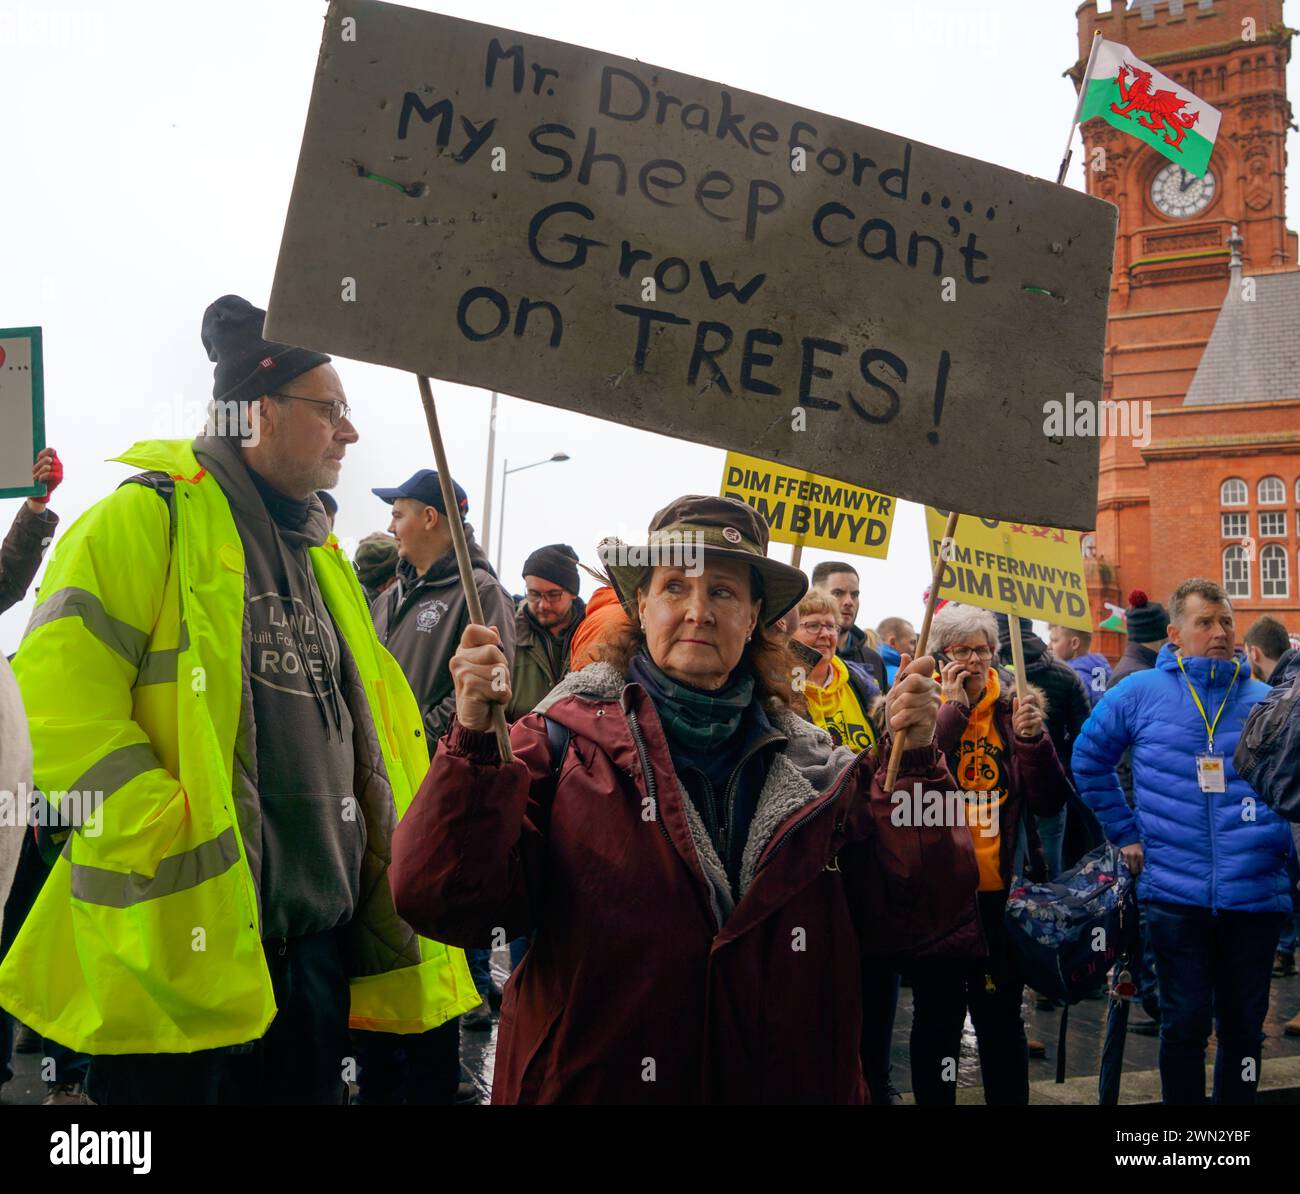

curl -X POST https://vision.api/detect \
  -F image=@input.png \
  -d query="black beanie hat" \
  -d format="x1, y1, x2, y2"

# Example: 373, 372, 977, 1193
522, 544, 580, 595
201, 295, 331, 404
1125, 589, 1169, 642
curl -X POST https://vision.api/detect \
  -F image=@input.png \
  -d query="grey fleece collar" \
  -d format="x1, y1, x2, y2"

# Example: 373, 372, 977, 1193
537, 663, 856, 920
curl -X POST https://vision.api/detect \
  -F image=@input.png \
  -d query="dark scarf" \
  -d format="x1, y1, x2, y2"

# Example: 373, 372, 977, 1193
629, 650, 755, 752
246, 464, 315, 531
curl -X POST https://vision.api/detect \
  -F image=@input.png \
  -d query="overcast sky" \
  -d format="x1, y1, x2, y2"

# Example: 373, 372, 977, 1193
1, 0, 1295, 655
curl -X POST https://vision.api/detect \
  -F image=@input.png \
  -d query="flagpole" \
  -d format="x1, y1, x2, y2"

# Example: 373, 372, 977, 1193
1057, 30, 1104, 185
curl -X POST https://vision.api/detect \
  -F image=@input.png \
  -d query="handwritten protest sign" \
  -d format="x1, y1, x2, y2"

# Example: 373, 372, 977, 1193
0, 327, 44, 499
266, 0, 1115, 529
924, 506, 1094, 630
721, 451, 894, 558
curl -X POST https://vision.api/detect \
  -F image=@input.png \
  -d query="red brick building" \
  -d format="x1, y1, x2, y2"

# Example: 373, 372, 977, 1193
1069, 0, 1299, 658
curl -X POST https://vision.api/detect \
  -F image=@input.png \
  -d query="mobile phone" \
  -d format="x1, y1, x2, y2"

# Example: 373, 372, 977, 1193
789, 639, 823, 670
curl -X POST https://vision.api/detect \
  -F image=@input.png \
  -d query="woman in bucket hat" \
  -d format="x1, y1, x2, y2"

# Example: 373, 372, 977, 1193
391, 495, 979, 1104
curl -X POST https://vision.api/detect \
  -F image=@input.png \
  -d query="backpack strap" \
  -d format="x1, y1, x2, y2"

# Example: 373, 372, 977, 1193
542, 714, 571, 779
121, 472, 178, 546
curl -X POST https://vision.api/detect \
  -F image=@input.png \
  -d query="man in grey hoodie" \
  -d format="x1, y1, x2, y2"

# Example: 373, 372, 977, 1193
61, 296, 473, 1104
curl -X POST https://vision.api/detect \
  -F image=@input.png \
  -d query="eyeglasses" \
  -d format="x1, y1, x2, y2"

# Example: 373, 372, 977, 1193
948, 646, 994, 661
268, 392, 352, 426
527, 590, 568, 606
800, 621, 839, 635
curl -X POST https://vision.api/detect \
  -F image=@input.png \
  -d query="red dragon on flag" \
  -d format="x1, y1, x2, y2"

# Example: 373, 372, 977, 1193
1108, 62, 1201, 151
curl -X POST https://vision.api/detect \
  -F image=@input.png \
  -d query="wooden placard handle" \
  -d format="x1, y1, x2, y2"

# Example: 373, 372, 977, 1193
883, 510, 960, 791
417, 375, 515, 764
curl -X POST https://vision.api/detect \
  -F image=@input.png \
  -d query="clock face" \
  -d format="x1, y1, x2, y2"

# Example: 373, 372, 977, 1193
1151, 162, 1217, 218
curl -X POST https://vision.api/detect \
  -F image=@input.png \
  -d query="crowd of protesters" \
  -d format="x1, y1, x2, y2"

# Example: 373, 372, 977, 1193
1, 298, 1299, 1108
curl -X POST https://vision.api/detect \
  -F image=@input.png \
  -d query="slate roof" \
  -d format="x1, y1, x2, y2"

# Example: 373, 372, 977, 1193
1183, 267, 1300, 406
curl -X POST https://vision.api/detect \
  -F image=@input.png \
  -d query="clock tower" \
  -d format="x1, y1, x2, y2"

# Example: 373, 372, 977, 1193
1069, 0, 1298, 656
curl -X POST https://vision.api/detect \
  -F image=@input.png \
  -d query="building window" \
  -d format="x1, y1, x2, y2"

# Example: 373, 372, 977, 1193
1295, 477, 1300, 502
1261, 545, 1289, 598
1259, 476, 1285, 504
1221, 478, 1248, 506
1081, 533, 1096, 559
1260, 511, 1287, 537
1222, 512, 1248, 538
1223, 545, 1251, 598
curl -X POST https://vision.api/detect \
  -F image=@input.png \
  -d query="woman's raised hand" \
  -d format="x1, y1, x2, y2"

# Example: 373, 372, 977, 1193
450, 623, 512, 732
885, 654, 941, 745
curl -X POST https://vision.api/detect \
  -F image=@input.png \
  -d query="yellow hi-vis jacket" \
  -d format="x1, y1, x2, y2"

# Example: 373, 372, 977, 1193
0, 440, 478, 1054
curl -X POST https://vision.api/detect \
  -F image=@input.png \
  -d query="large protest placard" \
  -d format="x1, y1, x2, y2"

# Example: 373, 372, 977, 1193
266, 0, 1115, 529
924, 506, 1094, 630
0, 327, 44, 499
721, 451, 894, 558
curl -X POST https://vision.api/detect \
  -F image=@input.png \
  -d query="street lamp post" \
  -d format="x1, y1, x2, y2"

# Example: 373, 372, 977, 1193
495, 452, 570, 576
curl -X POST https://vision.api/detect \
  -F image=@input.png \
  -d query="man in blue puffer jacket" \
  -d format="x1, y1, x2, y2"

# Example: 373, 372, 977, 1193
1073, 578, 1292, 1106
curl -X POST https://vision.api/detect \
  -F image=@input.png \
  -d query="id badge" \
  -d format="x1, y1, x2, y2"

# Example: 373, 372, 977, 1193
1196, 753, 1226, 793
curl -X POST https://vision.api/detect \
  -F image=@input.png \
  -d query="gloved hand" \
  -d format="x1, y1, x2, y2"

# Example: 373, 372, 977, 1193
28, 447, 62, 509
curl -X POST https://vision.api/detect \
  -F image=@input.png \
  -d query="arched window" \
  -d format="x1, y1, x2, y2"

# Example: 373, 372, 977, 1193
1294, 477, 1300, 502
1259, 476, 1285, 504
1223, 545, 1251, 598
1081, 533, 1096, 559
1261, 544, 1289, 598
1221, 478, 1248, 505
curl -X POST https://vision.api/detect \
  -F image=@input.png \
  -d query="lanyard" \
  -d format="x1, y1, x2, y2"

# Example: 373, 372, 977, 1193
1176, 653, 1240, 754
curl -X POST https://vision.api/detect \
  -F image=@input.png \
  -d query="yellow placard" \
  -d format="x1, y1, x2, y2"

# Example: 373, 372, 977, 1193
721, 451, 894, 558
924, 507, 1093, 631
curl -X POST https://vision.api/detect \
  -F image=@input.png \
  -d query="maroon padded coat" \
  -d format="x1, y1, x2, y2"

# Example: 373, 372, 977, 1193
391, 662, 980, 1104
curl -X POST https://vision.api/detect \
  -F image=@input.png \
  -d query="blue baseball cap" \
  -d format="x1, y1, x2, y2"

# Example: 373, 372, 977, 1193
371, 469, 469, 517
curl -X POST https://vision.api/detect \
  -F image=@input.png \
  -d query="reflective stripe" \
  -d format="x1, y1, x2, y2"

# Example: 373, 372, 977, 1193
26, 587, 149, 667
135, 622, 191, 687
71, 742, 165, 803
70, 827, 241, 908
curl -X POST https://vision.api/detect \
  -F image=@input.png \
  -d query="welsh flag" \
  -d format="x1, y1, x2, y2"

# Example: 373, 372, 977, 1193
1079, 39, 1220, 177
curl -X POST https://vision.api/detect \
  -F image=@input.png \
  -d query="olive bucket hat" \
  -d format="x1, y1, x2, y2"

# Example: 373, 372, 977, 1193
597, 495, 808, 628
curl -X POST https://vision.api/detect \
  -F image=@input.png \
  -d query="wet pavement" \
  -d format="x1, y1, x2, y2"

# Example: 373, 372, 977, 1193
7, 946, 1300, 1104
457, 948, 1300, 1103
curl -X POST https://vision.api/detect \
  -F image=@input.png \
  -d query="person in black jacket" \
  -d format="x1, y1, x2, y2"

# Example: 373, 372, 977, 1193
811, 560, 888, 691
994, 614, 1095, 875
1244, 616, 1296, 689
1099, 588, 1171, 1031
1110, 590, 1170, 690
0, 448, 62, 616
1241, 616, 1300, 980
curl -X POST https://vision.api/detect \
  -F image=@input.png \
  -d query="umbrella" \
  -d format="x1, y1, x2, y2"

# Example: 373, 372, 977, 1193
1098, 890, 1140, 1105
1099, 983, 1131, 1105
